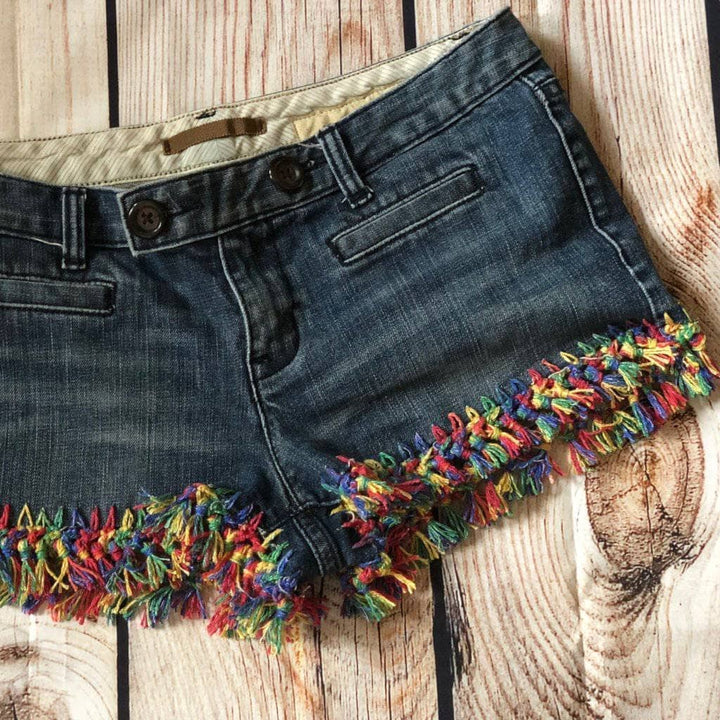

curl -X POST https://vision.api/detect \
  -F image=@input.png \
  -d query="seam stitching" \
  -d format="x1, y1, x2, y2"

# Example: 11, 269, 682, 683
516, 74, 658, 320
216, 237, 342, 575
0, 272, 114, 288
328, 164, 484, 264
332, 163, 479, 240
0, 301, 114, 316
0, 274, 115, 315
337, 183, 486, 265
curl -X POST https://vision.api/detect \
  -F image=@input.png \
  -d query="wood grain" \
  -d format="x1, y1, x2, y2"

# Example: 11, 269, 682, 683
559, 1, 720, 354
541, 4, 720, 716
116, 0, 405, 125
414, 2, 720, 718
0, 609, 117, 720
577, 403, 720, 719
440, 457, 589, 719
0, 0, 109, 139
128, 572, 436, 720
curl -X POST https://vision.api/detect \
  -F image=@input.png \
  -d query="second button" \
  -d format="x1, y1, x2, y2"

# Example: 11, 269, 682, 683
268, 155, 306, 192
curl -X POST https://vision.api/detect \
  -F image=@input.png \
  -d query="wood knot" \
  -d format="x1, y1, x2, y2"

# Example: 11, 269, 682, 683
585, 408, 705, 603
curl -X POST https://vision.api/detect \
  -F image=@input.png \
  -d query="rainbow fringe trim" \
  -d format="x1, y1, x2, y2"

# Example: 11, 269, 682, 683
0, 483, 327, 654
319, 310, 720, 623
0, 310, 718, 653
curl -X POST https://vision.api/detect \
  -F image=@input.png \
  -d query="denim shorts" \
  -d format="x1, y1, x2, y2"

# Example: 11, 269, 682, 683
1, 5, 718, 653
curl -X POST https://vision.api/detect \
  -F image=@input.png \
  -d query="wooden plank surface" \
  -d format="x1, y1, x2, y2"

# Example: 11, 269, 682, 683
0, 1, 717, 719
0, 616, 117, 720
116, 1, 407, 125
0, 0, 109, 139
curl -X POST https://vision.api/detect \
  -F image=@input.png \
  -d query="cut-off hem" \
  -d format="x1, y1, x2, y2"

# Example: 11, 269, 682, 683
0, 305, 718, 654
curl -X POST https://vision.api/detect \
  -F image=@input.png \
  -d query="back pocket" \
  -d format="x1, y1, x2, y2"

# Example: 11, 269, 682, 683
326, 163, 486, 265
0, 272, 116, 316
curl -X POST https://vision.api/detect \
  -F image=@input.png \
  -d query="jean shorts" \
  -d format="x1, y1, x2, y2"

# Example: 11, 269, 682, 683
1, 5, 718, 653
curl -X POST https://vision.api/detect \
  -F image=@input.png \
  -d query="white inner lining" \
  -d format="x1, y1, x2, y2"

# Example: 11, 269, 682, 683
0, 11, 502, 188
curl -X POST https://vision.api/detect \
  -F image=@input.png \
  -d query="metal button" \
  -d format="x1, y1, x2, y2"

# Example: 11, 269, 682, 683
127, 199, 168, 239
268, 155, 306, 192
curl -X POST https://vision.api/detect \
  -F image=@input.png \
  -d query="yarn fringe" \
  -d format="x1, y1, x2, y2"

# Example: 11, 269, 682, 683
319, 310, 720, 624
0, 309, 718, 653
0, 483, 327, 654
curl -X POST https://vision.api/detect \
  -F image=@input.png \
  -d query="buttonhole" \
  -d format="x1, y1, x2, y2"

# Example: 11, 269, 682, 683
195, 109, 217, 120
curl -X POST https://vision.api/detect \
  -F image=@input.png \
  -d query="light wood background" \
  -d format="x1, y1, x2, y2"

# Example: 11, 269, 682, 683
0, 2, 718, 719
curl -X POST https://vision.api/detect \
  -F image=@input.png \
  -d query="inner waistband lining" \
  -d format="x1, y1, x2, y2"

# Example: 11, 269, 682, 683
0, 12, 503, 188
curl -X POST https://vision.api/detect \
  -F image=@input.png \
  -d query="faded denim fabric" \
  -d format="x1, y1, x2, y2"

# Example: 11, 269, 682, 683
0, 6, 685, 581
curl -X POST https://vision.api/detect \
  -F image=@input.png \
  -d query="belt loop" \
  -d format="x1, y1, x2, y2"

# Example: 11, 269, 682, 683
316, 125, 374, 209
61, 187, 87, 270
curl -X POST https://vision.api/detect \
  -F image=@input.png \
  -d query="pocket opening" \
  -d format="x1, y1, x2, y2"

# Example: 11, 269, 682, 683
327, 163, 486, 265
0, 272, 116, 316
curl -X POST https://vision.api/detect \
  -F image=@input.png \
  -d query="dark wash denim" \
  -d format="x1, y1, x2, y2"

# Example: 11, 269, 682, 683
0, 6, 685, 582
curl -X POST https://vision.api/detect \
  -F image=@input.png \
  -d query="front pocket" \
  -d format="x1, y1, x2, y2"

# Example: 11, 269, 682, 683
326, 163, 486, 265
0, 273, 116, 316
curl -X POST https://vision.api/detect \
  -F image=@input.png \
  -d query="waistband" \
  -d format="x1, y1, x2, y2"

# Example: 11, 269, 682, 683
0, 5, 543, 258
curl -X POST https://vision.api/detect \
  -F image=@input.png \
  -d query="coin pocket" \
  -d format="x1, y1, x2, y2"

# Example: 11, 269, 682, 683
0, 272, 116, 316
326, 163, 486, 266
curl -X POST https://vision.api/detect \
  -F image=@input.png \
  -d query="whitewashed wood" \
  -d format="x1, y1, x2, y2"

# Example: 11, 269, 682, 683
568, 2, 720, 718
127, 587, 327, 720
544, 4, 720, 717
560, 1, 720, 340
128, 573, 437, 720
0, 1, 20, 138
1, 0, 109, 139
116, 0, 407, 126
339, 0, 408, 73
318, 572, 438, 720
577, 400, 720, 718
0, 608, 117, 720
440, 440, 588, 718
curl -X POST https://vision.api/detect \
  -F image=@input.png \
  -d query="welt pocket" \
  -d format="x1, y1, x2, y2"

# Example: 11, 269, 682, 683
327, 163, 486, 265
0, 273, 116, 316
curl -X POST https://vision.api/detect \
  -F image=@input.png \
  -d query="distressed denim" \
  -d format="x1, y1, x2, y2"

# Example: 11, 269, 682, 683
0, 6, 717, 651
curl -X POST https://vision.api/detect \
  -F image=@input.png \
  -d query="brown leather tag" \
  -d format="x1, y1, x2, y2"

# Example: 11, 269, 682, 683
162, 116, 267, 155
